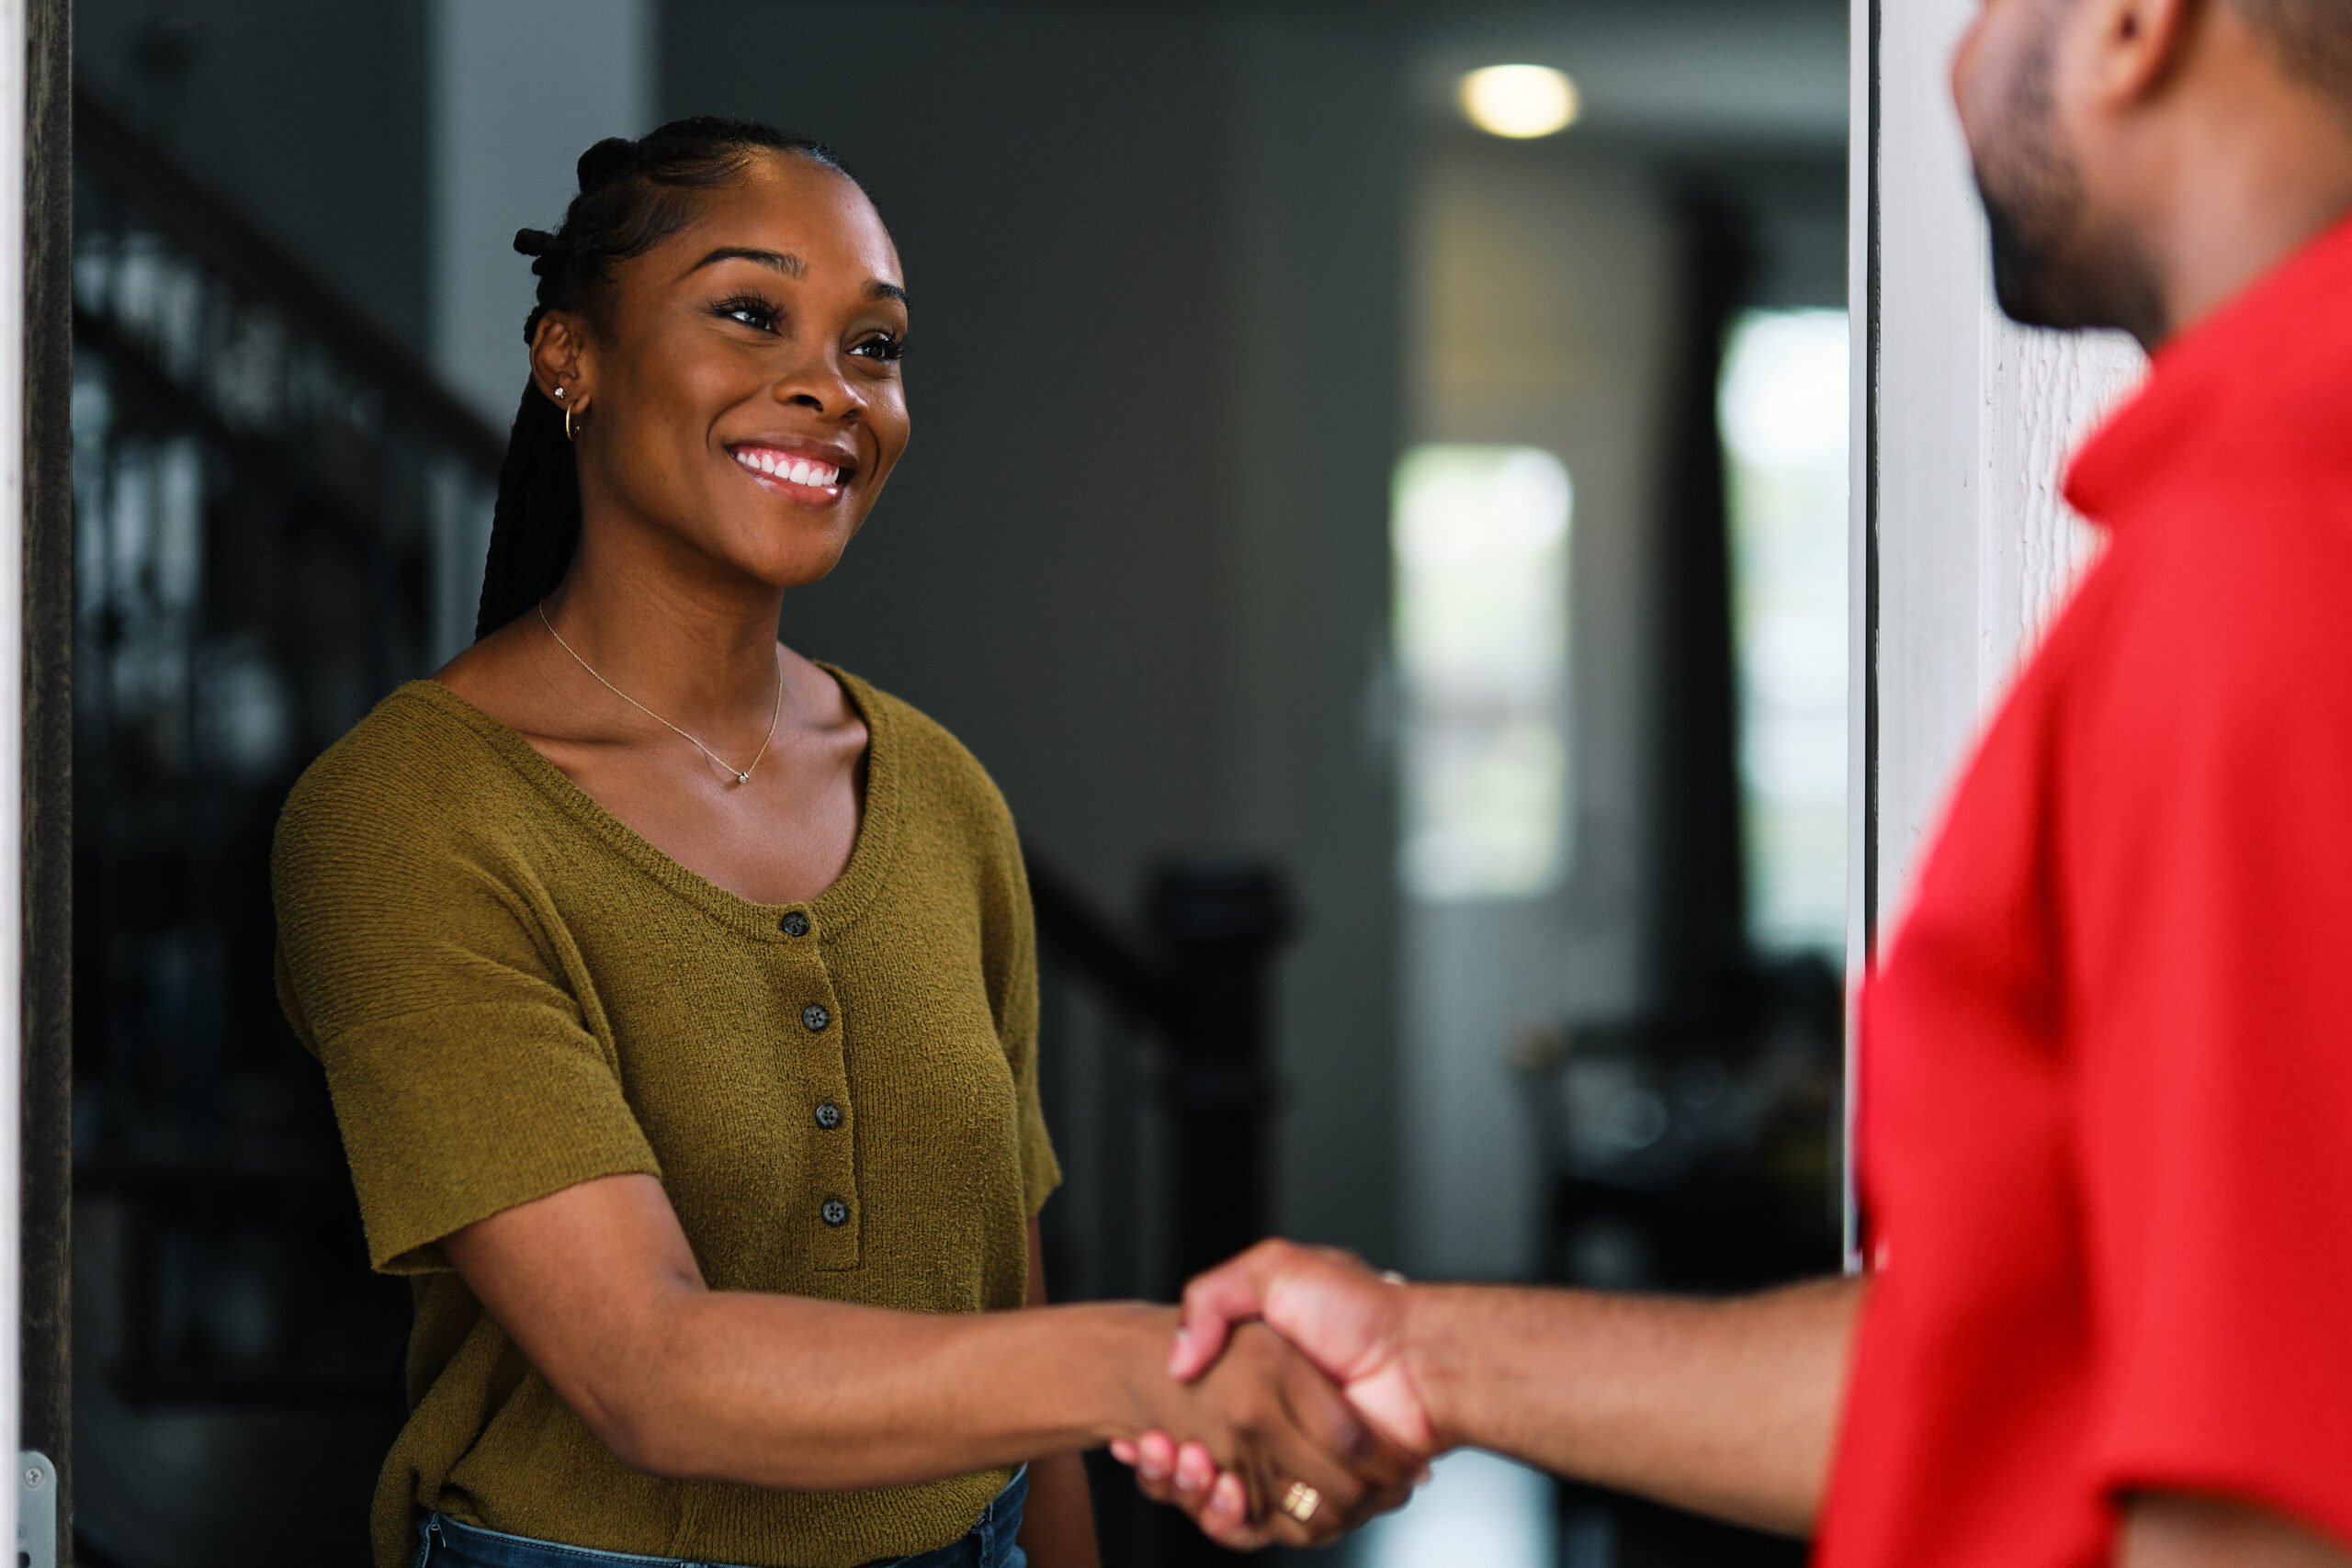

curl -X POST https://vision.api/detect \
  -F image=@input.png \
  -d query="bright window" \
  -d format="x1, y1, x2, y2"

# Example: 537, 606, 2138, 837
1392, 445, 1573, 901
1719, 309, 1849, 954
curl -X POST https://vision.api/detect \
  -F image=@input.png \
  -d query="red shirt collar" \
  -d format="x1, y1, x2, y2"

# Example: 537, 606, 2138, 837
2064, 209, 2352, 526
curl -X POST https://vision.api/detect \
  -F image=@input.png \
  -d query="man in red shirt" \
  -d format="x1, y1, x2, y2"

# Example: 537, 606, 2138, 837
1121, 0, 2352, 1562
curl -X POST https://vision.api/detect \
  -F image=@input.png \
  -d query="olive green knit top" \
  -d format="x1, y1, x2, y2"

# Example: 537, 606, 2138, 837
271, 671, 1060, 1568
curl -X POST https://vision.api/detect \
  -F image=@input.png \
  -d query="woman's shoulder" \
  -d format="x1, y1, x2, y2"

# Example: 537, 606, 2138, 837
276, 681, 533, 868
826, 666, 1018, 837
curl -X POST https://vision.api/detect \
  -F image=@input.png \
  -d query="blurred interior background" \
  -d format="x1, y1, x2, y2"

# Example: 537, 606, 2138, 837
63, 1, 1849, 1563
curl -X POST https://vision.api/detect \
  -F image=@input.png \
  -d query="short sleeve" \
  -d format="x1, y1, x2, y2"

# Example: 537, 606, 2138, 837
2069, 540, 2352, 1543
272, 736, 660, 1275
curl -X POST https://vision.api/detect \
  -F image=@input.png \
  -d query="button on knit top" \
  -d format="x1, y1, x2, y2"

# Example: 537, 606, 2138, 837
270, 670, 1060, 1568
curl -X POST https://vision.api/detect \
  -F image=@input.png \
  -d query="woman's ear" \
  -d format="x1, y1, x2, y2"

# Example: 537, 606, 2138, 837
529, 311, 595, 411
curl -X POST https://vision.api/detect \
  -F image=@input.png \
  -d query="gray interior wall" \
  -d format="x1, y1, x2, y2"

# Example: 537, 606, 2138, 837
1217, 12, 1408, 1267
430, 0, 655, 429
77, 0, 432, 351
424, 0, 656, 663
662, 0, 1406, 1261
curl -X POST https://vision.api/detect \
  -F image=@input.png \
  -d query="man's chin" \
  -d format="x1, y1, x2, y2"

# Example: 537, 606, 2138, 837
1980, 179, 2164, 339
1990, 266, 2076, 332
1985, 204, 2080, 330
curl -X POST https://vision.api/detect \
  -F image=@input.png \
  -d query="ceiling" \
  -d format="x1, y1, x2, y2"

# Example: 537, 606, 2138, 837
1410, 0, 1849, 152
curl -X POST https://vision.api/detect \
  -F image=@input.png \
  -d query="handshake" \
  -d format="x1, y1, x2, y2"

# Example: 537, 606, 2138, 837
1108, 1240, 1438, 1551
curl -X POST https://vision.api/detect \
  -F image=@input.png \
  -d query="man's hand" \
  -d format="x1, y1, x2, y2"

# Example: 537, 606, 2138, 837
1110, 1240, 1441, 1550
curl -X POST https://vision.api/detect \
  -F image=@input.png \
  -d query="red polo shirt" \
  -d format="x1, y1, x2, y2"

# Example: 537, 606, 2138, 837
1819, 214, 2352, 1567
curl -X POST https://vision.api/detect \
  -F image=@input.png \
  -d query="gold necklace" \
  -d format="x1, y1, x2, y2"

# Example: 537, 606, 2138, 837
538, 602, 784, 786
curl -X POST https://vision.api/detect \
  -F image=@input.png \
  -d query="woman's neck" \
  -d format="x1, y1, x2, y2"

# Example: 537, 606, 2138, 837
540, 529, 789, 738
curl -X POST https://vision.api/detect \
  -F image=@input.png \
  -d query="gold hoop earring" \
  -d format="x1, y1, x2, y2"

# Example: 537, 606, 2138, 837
564, 402, 582, 442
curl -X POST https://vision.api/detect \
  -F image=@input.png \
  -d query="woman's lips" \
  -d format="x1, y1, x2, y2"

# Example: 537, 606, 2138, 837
729, 444, 847, 499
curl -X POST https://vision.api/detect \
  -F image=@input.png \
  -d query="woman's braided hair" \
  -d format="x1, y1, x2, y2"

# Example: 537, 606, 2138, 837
475, 116, 861, 639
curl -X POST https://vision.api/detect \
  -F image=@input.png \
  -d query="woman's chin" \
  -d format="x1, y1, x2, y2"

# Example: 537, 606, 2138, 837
726, 535, 855, 593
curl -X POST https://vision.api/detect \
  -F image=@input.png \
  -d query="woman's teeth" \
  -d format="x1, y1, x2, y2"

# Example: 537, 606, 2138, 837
734, 449, 841, 487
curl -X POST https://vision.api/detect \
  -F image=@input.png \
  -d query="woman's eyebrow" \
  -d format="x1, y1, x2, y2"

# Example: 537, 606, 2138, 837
684, 248, 907, 307
685, 246, 806, 278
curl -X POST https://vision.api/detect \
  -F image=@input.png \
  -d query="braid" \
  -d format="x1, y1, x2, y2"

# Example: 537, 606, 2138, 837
474, 117, 864, 638
475, 386, 581, 639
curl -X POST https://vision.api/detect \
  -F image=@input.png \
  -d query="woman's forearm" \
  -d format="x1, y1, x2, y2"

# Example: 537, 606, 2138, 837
446, 1171, 1416, 1529
451, 1169, 1420, 1534
1406, 1275, 1862, 1534
447, 1172, 1172, 1490
611, 1289, 1170, 1488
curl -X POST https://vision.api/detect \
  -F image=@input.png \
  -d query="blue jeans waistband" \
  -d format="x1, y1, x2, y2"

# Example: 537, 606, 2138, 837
414, 1467, 1028, 1568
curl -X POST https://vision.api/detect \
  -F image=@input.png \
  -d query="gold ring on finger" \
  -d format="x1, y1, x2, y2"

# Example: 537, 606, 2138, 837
1279, 1481, 1322, 1524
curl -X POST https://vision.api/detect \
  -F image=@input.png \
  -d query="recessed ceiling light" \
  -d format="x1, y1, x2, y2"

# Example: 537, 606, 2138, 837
1458, 64, 1580, 139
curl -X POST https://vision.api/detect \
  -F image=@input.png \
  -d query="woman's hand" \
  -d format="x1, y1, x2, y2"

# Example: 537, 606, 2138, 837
1110, 1240, 1438, 1550
1124, 1320, 1423, 1550
1170, 1241, 1433, 1448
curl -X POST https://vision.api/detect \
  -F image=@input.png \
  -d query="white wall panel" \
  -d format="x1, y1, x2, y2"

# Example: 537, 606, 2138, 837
1977, 323, 2143, 699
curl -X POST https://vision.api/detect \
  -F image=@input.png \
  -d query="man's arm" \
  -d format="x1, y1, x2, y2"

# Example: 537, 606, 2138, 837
1393, 1275, 1860, 1533
1139, 1244, 2352, 1565
2121, 1495, 2352, 1567
1128, 1241, 1858, 1545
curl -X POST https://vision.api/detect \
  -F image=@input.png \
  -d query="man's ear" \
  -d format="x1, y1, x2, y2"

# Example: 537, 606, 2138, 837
528, 311, 594, 409
2075, 0, 2201, 109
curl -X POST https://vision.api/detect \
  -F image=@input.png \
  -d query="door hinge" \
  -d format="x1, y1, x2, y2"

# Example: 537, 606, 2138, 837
17, 1451, 56, 1568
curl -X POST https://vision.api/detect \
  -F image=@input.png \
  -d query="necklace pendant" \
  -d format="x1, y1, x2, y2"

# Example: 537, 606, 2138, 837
735, 772, 751, 785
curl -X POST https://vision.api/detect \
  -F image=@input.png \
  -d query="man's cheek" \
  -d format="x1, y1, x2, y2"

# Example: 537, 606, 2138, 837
1951, 0, 2021, 138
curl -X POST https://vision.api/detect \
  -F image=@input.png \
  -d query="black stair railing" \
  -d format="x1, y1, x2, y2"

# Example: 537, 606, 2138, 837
1026, 851, 1293, 1308
1025, 852, 1294, 1568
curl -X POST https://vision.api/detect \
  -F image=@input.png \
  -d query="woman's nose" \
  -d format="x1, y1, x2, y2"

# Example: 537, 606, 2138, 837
774, 355, 862, 419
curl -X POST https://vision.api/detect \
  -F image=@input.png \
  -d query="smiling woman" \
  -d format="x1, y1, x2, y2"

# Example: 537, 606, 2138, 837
267, 118, 1422, 1568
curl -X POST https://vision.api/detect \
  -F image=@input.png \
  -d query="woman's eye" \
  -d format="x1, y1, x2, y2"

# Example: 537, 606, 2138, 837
851, 334, 905, 365
715, 297, 780, 333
